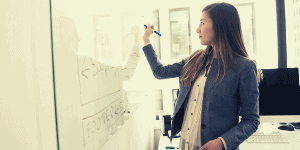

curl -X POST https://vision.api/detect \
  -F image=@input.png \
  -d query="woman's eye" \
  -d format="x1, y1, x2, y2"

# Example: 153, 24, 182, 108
200, 22, 204, 24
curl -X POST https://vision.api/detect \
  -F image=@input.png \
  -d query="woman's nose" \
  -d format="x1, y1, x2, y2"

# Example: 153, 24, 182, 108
196, 26, 200, 33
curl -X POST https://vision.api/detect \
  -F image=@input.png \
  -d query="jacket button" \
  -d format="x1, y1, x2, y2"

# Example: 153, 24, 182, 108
201, 124, 206, 129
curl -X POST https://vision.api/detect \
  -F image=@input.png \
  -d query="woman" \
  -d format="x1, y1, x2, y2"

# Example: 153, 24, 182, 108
143, 2, 259, 150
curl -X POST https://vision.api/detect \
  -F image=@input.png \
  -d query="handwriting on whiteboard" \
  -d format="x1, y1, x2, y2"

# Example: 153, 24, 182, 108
82, 93, 127, 146
78, 56, 121, 106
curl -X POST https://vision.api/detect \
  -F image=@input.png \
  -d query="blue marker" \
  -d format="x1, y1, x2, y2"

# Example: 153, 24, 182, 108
144, 24, 161, 36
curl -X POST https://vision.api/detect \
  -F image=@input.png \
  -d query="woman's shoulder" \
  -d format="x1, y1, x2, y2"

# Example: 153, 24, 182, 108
184, 49, 205, 61
232, 55, 257, 71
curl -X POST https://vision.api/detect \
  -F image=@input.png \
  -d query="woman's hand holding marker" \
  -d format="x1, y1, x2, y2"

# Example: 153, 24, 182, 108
144, 24, 161, 36
143, 24, 155, 46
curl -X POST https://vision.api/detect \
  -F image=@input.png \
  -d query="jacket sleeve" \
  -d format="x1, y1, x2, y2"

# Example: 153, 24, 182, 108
220, 60, 260, 150
142, 44, 185, 79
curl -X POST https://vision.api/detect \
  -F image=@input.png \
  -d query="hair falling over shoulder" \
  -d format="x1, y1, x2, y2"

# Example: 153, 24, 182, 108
180, 2, 249, 87
180, 46, 212, 87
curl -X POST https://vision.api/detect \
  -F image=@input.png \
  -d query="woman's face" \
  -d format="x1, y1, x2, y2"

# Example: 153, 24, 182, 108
196, 11, 215, 46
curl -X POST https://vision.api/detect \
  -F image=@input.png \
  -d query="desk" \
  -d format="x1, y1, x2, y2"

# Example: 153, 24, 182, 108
240, 123, 300, 150
158, 123, 300, 150
158, 133, 180, 150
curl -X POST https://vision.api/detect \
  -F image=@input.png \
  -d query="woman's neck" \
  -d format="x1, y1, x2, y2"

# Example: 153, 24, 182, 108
208, 50, 215, 65
208, 47, 217, 62
213, 51, 217, 58
211, 45, 217, 58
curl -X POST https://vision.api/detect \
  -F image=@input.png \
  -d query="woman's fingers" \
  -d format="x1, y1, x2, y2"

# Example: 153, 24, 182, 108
145, 24, 154, 34
150, 24, 154, 30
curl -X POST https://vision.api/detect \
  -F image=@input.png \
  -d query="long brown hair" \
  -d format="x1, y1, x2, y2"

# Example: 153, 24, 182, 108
180, 2, 249, 87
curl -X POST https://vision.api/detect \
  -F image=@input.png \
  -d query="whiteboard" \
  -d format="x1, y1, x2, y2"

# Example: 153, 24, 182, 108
51, 0, 154, 149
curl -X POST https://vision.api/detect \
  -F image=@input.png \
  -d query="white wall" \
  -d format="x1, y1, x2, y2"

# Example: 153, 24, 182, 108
0, 0, 57, 149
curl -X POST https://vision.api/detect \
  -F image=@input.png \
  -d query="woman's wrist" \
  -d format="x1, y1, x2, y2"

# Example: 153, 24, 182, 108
143, 39, 150, 47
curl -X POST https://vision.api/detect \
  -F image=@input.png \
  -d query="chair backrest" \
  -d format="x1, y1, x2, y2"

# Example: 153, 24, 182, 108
258, 68, 299, 115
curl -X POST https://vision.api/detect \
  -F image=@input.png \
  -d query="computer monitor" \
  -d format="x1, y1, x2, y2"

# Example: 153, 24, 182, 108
258, 68, 300, 123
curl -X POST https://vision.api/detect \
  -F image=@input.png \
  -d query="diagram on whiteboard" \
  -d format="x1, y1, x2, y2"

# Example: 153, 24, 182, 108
76, 12, 142, 149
